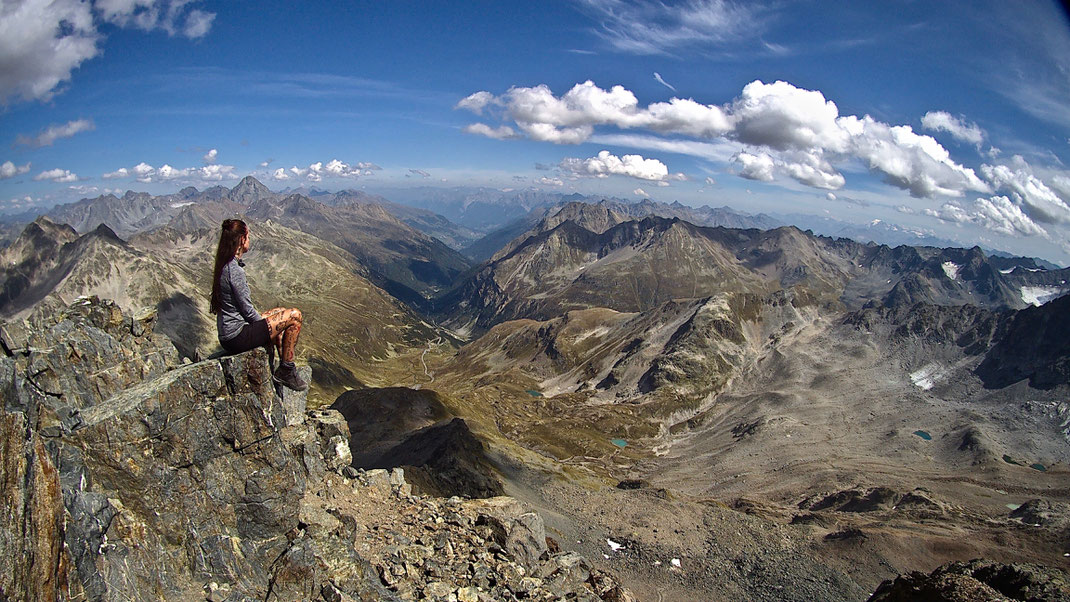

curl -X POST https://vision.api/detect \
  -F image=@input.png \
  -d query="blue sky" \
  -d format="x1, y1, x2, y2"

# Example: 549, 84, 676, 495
2, 0, 1069, 263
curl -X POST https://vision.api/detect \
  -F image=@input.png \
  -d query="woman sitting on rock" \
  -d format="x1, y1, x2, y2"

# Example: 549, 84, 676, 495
210, 218, 307, 391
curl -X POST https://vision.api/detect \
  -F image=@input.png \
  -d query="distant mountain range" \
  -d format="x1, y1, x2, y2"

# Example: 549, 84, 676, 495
3, 179, 1061, 269
2, 178, 1069, 599
435, 203, 1069, 337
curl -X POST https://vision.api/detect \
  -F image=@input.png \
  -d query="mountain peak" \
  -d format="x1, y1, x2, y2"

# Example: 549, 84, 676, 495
27, 215, 78, 241
234, 174, 265, 188
230, 176, 275, 205
88, 222, 124, 243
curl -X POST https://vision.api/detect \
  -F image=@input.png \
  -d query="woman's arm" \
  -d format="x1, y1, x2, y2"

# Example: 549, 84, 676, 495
230, 263, 263, 323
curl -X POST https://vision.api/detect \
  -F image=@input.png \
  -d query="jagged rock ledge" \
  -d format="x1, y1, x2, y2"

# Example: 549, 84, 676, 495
868, 559, 1070, 602
0, 297, 632, 601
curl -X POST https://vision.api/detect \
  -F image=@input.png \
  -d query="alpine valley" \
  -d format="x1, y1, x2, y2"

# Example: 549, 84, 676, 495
2, 177, 1068, 601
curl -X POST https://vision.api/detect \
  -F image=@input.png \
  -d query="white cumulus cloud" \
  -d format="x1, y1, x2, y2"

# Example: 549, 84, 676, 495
559, 150, 685, 182
633, 187, 648, 197
0, 0, 215, 104
458, 79, 993, 200
196, 164, 234, 181
33, 168, 79, 183
538, 177, 563, 187
778, 150, 845, 190
272, 168, 290, 181
729, 80, 851, 153
0, 0, 99, 103
925, 196, 1048, 238
102, 159, 235, 183
980, 159, 1070, 225
455, 90, 498, 114
733, 151, 775, 182
0, 160, 31, 179
156, 164, 191, 179
921, 111, 984, 146
203, 148, 217, 164
16, 118, 94, 147
133, 162, 155, 182
843, 116, 989, 197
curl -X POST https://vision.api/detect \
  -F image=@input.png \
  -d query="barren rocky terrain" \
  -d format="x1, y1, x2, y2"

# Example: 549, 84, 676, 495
2, 179, 1068, 600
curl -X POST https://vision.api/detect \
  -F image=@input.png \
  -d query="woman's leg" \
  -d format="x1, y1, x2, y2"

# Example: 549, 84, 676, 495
261, 307, 303, 363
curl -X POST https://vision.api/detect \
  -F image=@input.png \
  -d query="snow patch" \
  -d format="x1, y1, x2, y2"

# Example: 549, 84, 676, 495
571, 325, 610, 344
910, 364, 944, 390
170, 201, 195, 208
941, 261, 960, 280
1000, 268, 1015, 274
1020, 286, 1063, 307
607, 538, 623, 552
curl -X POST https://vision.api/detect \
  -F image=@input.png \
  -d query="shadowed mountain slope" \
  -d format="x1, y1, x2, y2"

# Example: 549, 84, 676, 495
245, 193, 471, 305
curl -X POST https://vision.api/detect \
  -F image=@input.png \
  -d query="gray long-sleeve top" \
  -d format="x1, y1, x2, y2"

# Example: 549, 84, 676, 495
217, 257, 263, 341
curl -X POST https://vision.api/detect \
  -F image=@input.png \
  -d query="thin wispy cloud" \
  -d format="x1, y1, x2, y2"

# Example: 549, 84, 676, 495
653, 72, 676, 92
161, 67, 449, 105
15, 119, 95, 148
577, 0, 766, 55
590, 134, 737, 163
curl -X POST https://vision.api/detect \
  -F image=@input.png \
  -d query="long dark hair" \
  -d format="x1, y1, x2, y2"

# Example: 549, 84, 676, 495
210, 219, 248, 314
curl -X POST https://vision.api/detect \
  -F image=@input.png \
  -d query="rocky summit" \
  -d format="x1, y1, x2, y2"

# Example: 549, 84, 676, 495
0, 297, 632, 601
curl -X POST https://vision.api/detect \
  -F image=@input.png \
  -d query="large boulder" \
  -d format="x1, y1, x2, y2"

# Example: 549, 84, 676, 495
0, 298, 370, 600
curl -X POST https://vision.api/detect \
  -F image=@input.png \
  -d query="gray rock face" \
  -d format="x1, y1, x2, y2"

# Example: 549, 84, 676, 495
868, 559, 1070, 601
1, 298, 308, 600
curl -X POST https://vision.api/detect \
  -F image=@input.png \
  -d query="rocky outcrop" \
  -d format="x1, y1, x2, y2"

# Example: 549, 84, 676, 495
976, 293, 1070, 389
800, 486, 946, 516
0, 297, 629, 601
1, 297, 311, 599
331, 387, 504, 499
868, 559, 1070, 601
328, 470, 633, 602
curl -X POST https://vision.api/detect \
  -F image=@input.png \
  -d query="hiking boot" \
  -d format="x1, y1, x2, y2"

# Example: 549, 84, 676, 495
273, 362, 308, 391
